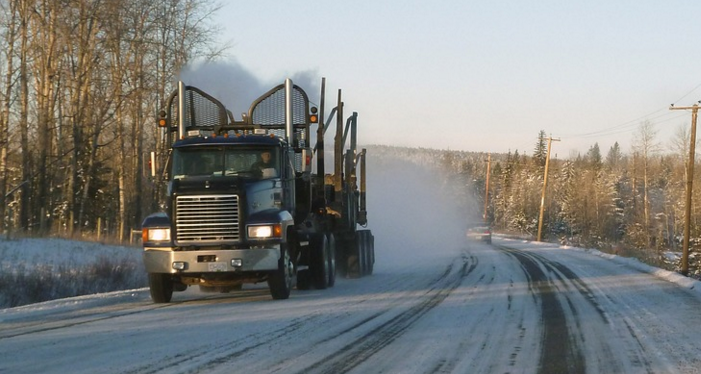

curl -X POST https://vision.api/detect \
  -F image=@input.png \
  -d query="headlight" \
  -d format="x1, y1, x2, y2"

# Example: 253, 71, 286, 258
247, 224, 282, 239
143, 228, 171, 242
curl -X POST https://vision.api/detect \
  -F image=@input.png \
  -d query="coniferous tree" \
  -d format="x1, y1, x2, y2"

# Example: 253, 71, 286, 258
606, 142, 623, 171
533, 130, 547, 168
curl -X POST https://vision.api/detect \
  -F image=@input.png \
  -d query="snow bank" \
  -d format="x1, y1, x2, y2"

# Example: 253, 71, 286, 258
501, 237, 701, 298
0, 238, 142, 270
0, 237, 147, 308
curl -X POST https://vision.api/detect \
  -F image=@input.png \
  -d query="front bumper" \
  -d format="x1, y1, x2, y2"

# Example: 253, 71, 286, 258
143, 246, 280, 274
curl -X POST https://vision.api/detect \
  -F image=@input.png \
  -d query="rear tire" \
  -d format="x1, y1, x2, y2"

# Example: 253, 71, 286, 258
268, 245, 293, 300
365, 231, 375, 275
311, 234, 329, 289
148, 273, 173, 303
327, 233, 337, 287
360, 230, 374, 276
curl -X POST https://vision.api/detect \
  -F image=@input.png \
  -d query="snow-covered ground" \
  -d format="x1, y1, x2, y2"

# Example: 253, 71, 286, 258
1, 236, 701, 374
0, 238, 146, 308
0, 238, 142, 270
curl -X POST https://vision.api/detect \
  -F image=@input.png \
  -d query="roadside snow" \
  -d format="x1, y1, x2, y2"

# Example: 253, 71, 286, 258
507, 238, 701, 297
0, 237, 146, 308
0, 237, 142, 271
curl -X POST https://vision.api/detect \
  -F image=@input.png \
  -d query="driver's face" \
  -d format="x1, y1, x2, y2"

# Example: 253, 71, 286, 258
261, 152, 271, 163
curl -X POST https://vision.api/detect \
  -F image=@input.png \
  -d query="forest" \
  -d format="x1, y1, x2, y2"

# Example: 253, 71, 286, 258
0, 0, 225, 241
0, 1, 698, 278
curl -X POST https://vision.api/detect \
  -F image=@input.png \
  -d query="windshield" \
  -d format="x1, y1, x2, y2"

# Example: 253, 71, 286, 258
172, 146, 279, 180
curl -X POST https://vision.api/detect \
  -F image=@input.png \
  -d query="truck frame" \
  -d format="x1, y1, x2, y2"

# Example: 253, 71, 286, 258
141, 78, 373, 302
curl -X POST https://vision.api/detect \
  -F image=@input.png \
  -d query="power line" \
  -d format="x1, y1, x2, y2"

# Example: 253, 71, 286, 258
572, 112, 688, 139
562, 82, 701, 140
671, 82, 701, 106
563, 108, 668, 139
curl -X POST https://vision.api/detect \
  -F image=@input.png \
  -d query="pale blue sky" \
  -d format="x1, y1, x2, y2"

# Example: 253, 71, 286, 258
201, 1, 701, 156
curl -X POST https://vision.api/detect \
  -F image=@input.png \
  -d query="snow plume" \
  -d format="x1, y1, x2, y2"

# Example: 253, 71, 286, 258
179, 60, 320, 121
366, 152, 474, 272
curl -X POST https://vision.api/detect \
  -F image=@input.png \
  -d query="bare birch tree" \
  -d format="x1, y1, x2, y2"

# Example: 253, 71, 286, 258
632, 120, 660, 246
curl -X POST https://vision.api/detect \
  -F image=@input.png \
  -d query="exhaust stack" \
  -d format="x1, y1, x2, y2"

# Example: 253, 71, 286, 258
178, 81, 186, 139
285, 78, 294, 145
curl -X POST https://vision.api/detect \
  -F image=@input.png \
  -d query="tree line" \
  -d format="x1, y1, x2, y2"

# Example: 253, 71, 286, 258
369, 123, 700, 276
0, 0, 224, 240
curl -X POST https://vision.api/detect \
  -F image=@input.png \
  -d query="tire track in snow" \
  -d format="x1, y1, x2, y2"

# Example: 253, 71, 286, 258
161, 270, 428, 373
0, 289, 274, 341
118, 263, 439, 374
425, 263, 526, 374
501, 247, 586, 374
0, 301, 174, 340
500, 245, 663, 374
295, 253, 478, 374
124, 312, 322, 374
529, 250, 659, 374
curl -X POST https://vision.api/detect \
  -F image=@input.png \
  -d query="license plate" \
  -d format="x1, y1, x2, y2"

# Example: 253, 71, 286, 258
208, 262, 227, 272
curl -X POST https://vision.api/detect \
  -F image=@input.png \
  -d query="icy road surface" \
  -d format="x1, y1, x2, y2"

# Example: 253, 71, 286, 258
2, 238, 701, 374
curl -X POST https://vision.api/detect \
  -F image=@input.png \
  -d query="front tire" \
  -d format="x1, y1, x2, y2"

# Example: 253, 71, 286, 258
268, 245, 293, 300
148, 273, 173, 303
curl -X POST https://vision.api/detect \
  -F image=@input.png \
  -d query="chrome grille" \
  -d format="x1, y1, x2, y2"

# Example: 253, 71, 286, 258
175, 195, 240, 245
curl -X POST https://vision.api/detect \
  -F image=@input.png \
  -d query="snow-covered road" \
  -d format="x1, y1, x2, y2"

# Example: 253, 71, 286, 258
2, 237, 700, 374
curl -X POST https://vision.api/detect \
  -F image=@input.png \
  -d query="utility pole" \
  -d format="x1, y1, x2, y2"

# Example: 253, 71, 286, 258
669, 103, 699, 276
484, 153, 491, 224
537, 136, 560, 242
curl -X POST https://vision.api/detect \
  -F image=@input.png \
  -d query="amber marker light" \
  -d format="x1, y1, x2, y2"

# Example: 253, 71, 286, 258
273, 224, 282, 237
157, 110, 167, 127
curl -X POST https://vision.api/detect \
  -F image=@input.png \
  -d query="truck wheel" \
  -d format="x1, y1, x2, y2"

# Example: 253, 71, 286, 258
311, 234, 329, 289
360, 230, 370, 276
358, 231, 367, 276
365, 231, 375, 275
268, 245, 293, 300
148, 273, 173, 303
327, 233, 336, 287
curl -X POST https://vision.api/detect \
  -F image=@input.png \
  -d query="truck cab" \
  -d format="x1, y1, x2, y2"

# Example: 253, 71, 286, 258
142, 133, 300, 302
141, 78, 373, 303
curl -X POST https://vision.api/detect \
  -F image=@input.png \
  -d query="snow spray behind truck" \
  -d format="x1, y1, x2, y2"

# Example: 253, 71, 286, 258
140, 78, 374, 303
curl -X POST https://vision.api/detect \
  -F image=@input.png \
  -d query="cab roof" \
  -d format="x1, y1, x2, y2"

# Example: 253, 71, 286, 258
173, 134, 286, 148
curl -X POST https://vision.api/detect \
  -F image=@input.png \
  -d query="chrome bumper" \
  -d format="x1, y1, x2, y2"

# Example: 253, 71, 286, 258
143, 246, 280, 274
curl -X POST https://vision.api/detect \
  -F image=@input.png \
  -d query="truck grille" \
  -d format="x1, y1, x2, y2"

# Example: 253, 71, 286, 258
175, 194, 241, 245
